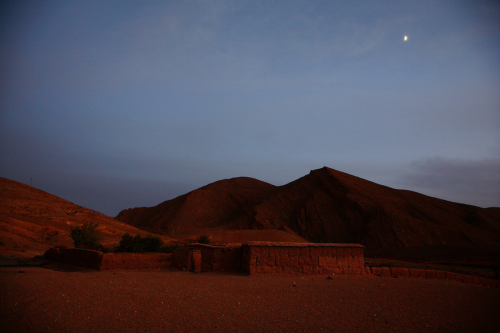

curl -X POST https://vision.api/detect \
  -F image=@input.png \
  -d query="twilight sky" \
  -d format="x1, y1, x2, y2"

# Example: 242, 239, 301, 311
1, 0, 499, 216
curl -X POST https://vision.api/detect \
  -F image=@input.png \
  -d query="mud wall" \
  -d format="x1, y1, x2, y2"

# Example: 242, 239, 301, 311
44, 248, 174, 270
100, 253, 172, 270
366, 266, 499, 287
42, 247, 498, 286
172, 245, 192, 270
44, 242, 365, 275
242, 242, 365, 275
200, 244, 242, 272
44, 247, 102, 270
172, 244, 242, 272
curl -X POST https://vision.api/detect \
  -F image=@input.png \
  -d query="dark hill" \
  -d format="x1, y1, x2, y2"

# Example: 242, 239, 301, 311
116, 177, 276, 235
116, 167, 500, 254
245, 167, 500, 251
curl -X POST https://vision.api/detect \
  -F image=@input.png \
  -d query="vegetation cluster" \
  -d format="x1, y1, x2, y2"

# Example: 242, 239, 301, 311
70, 221, 103, 251
69, 222, 196, 253
196, 235, 210, 244
115, 233, 179, 253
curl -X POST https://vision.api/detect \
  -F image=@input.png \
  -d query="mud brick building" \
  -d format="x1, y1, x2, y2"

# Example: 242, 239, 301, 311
172, 242, 365, 275
45, 242, 365, 275
242, 242, 365, 275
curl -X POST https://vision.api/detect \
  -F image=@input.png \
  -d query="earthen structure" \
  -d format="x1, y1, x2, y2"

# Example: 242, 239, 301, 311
44, 247, 173, 270
242, 242, 365, 275
44, 242, 365, 275
172, 244, 242, 273
42, 245, 499, 286
100, 252, 173, 270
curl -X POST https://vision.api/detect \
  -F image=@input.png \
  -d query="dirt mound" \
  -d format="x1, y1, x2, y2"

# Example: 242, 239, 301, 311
116, 167, 500, 256
0, 177, 175, 257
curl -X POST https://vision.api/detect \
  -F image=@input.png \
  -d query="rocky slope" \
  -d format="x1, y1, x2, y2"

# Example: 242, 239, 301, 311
0, 177, 174, 257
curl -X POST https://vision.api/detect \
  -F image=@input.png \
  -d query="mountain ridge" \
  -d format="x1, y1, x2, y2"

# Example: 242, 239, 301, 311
116, 167, 500, 252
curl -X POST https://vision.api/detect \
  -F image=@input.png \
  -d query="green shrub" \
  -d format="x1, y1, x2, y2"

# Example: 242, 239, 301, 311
158, 243, 181, 253
116, 233, 165, 253
196, 235, 210, 244
143, 234, 164, 252
116, 233, 134, 252
70, 222, 104, 250
100, 245, 115, 254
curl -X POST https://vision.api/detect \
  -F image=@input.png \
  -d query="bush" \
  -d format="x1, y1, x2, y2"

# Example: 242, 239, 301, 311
116, 233, 134, 252
196, 235, 210, 244
158, 243, 181, 253
100, 245, 115, 254
143, 234, 164, 252
116, 233, 165, 253
70, 222, 104, 250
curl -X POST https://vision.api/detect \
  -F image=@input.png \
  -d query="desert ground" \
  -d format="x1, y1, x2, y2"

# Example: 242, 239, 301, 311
1, 265, 499, 333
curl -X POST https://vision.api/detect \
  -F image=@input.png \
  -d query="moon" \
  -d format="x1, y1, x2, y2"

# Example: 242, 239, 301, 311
404, 35, 408, 41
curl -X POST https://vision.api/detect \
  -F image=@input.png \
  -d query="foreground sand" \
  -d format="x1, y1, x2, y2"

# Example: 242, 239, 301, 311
1, 267, 499, 333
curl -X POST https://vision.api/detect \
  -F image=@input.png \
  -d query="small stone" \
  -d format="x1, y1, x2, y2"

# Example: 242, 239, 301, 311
327, 276, 333, 280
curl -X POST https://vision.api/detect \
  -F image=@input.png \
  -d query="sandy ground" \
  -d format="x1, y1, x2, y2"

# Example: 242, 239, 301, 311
1, 267, 499, 333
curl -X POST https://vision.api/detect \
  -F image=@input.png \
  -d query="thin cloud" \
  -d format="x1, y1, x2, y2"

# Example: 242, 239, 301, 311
398, 157, 500, 208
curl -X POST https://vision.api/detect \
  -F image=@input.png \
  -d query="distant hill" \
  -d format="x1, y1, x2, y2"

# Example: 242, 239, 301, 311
116, 167, 500, 255
0, 177, 175, 257
113, 177, 307, 243
116, 177, 276, 235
